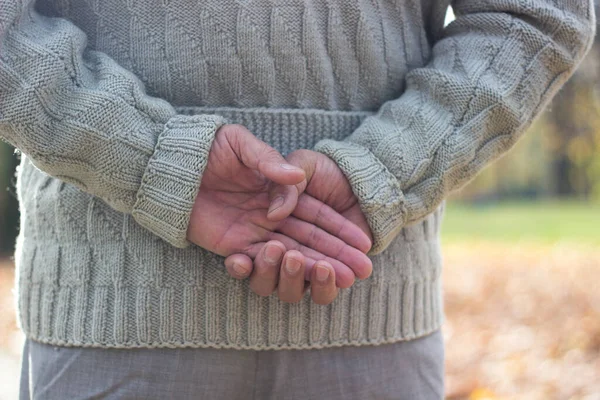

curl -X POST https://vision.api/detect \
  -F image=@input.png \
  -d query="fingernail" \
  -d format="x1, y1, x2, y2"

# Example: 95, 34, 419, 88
268, 196, 284, 215
264, 245, 283, 264
315, 265, 330, 283
280, 163, 301, 171
285, 257, 301, 275
232, 263, 247, 276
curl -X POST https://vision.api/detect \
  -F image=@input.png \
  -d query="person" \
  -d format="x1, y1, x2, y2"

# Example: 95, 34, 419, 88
1, 0, 594, 398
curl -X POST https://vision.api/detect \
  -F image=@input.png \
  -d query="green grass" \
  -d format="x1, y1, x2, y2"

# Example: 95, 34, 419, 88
441, 200, 600, 244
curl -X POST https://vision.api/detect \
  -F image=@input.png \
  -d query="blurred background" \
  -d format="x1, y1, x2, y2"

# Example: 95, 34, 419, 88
1, 7, 600, 400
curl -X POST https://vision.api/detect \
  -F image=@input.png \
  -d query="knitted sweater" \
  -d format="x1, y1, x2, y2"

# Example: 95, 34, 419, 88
0, 0, 594, 349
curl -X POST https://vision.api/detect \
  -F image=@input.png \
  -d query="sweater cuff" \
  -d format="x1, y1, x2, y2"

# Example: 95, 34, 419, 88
132, 114, 227, 248
313, 138, 407, 256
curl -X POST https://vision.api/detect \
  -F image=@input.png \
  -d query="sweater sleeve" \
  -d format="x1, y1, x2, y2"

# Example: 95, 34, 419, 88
313, 0, 596, 255
0, 0, 227, 248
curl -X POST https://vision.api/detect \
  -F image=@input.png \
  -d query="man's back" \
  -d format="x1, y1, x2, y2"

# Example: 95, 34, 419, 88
12, 0, 453, 350
37, 0, 449, 111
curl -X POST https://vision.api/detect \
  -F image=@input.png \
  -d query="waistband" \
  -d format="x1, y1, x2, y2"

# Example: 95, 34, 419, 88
176, 106, 375, 155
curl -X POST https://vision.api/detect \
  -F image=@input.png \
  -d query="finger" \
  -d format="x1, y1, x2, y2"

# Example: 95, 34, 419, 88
225, 125, 305, 185
243, 241, 341, 287
284, 149, 318, 184
267, 232, 356, 289
275, 216, 372, 280
249, 240, 285, 297
310, 261, 339, 306
293, 194, 372, 254
243, 241, 317, 278
266, 153, 310, 222
224, 254, 253, 279
280, 213, 373, 278
277, 250, 306, 303
266, 184, 299, 222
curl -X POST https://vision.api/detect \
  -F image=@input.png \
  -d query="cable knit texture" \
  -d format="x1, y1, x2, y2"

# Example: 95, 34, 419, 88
0, 0, 594, 349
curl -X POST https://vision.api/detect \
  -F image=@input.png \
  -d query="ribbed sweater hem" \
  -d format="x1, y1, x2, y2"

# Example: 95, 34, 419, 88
23, 325, 444, 351
18, 275, 443, 350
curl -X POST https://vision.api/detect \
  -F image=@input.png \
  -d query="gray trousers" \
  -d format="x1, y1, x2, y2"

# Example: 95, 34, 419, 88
19, 330, 444, 400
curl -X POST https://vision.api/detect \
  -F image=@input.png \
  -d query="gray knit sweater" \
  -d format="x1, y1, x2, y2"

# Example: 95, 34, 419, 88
0, 0, 594, 349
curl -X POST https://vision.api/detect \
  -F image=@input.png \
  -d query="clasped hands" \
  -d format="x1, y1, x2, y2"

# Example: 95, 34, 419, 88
187, 124, 373, 305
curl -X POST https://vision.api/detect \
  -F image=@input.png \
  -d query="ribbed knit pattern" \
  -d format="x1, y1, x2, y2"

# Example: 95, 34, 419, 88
0, 0, 595, 349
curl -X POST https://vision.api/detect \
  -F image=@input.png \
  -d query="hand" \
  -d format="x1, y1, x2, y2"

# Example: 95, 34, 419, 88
187, 124, 372, 288
223, 148, 373, 304
226, 240, 338, 305
281, 149, 373, 247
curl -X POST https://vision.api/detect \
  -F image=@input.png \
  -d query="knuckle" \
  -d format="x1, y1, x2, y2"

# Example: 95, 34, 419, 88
334, 215, 348, 238
289, 149, 311, 160
314, 202, 329, 223
263, 147, 283, 163
307, 225, 321, 247
333, 244, 347, 261
257, 140, 272, 154
220, 123, 245, 141
227, 123, 249, 134
241, 245, 256, 259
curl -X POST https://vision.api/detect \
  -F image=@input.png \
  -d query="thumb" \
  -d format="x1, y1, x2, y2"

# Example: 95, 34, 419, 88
265, 149, 318, 221
284, 149, 318, 186
223, 124, 306, 186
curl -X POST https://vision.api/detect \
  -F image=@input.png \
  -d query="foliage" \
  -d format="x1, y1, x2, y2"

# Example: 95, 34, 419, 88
443, 242, 600, 399
442, 201, 600, 244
